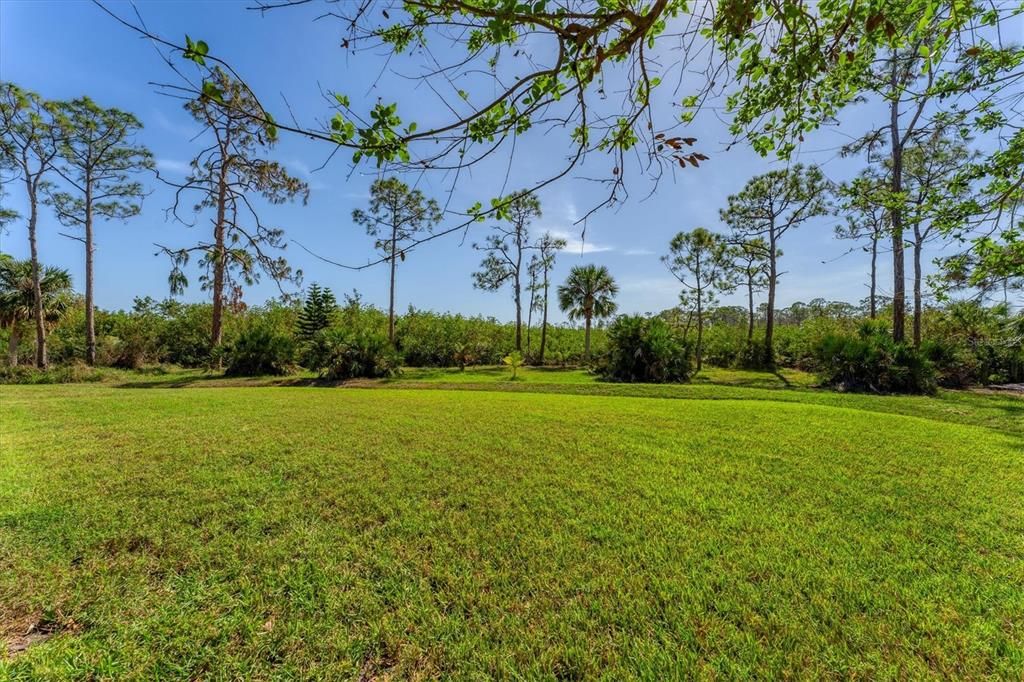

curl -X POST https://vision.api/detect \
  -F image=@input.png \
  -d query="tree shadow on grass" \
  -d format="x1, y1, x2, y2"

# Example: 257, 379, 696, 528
773, 370, 792, 387
114, 374, 329, 389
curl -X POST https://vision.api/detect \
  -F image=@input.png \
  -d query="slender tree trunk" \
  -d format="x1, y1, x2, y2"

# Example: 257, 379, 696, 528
26, 176, 47, 369
891, 227, 905, 341
912, 231, 922, 348
584, 311, 592, 361
696, 290, 704, 372
526, 277, 535, 357
746, 278, 755, 341
889, 58, 906, 343
210, 177, 228, 354
869, 234, 878, 319
539, 275, 549, 365
764, 231, 777, 366
7, 326, 19, 367
84, 180, 96, 365
513, 281, 522, 351
513, 233, 523, 351
388, 227, 397, 344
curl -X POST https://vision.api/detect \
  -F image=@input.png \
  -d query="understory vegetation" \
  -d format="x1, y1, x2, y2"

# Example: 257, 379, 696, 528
2, 292, 1020, 394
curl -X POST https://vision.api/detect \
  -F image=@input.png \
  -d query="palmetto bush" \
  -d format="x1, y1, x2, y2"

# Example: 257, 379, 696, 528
600, 315, 693, 383
815, 320, 937, 394
305, 326, 400, 380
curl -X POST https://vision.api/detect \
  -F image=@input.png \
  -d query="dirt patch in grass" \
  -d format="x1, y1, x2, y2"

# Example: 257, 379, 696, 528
3, 610, 81, 657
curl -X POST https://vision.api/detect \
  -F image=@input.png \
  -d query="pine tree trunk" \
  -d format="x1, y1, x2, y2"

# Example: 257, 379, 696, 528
891, 228, 905, 341
912, 234, 923, 348
26, 175, 47, 369
513, 234, 523, 352
869, 234, 878, 319
696, 291, 704, 372
889, 58, 906, 343
84, 180, 96, 365
746, 278, 754, 341
764, 231, 777, 367
210, 178, 228, 355
388, 228, 397, 345
539, 277, 549, 365
526, 281, 535, 358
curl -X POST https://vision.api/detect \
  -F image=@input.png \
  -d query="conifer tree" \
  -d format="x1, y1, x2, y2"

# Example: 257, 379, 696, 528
296, 283, 337, 342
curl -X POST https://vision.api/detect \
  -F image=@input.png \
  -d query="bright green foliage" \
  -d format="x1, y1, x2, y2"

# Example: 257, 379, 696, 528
396, 308, 513, 367
721, 0, 1021, 153
2, 383, 1021, 677
502, 349, 523, 379
0, 191, 18, 229
142, 300, 215, 367
94, 297, 165, 370
720, 0, 1022, 293
601, 314, 694, 383
936, 229, 1024, 296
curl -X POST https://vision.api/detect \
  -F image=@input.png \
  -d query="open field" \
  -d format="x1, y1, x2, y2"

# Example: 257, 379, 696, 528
2, 372, 1023, 679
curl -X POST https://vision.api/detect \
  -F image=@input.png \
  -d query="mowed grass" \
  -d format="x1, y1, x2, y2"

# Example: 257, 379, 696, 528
1, 382, 1023, 679
105, 364, 1024, 438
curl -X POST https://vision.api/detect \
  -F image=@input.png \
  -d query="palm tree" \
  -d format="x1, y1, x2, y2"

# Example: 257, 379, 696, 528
558, 264, 618, 361
0, 254, 73, 366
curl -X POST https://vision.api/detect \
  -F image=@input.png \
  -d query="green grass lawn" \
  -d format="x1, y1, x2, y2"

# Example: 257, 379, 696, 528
2, 377, 1022, 678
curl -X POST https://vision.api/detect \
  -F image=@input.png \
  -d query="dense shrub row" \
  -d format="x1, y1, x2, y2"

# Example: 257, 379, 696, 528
693, 301, 1022, 389
1, 294, 605, 376
2, 291, 1019, 394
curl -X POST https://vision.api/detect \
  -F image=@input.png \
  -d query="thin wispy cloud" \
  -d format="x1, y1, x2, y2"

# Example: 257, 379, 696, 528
288, 159, 313, 177
155, 158, 191, 175
548, 229, 615, 255
562, 198, 581, 224
152, 110, 196, 139
619, 276, 678, 295
624, 248, 656, 256
286, 159, 327, 191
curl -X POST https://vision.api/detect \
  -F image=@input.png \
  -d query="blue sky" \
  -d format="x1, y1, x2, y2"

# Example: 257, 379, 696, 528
0, 0, 984, 322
